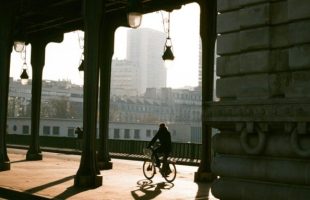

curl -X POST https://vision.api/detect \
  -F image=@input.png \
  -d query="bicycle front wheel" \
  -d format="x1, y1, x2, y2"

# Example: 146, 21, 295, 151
163, 162, 177, 183
143, 160, 155, 180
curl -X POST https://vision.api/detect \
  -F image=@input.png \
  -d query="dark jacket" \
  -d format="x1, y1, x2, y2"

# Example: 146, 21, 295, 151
148, 127, 172, 153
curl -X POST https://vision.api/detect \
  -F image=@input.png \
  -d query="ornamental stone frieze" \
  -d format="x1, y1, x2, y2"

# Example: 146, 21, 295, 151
204, 99, 310, 123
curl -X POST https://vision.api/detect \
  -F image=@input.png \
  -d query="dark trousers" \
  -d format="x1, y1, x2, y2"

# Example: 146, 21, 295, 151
154, 146, 169, 168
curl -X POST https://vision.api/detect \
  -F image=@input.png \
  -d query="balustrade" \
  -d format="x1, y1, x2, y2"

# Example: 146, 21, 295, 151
6, 134, 201, 163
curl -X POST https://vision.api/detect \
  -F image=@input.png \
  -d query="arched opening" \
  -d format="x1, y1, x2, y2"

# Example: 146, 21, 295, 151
109, 3, 203, 165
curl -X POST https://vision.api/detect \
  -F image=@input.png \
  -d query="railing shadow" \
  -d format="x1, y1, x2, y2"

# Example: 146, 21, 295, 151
10, 159, 28, 164
53, 185, 89, 200
25, 175, 75, 194
20, 174, 91, 199
131, 179, 174, 200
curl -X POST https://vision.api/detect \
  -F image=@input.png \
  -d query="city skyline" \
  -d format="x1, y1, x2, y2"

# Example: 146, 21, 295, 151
9, 3, 200, 89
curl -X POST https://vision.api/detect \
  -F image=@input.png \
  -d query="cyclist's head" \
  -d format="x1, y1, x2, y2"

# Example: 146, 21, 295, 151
159, 123, 168, 130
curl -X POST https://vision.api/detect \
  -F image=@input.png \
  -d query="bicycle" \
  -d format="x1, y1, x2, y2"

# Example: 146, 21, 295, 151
142, 147, 177, 183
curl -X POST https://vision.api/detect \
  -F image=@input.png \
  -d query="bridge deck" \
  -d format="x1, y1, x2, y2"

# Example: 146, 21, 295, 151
0, 148, 215, 200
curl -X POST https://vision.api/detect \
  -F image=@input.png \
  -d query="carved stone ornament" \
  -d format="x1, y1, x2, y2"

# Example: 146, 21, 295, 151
205, 99, 310, 123
290, 122, 310, 157
238, 122, 267, 155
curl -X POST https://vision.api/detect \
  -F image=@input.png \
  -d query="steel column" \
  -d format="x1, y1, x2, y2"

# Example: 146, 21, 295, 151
194, 0, 217, 182
26, 40, 47, 161
74, 0, 105, 188
0, 3, 14, 171
97, 20, 116, 170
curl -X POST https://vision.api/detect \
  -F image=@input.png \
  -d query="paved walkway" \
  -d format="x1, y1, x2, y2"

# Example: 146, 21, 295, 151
0, 149, 216, 200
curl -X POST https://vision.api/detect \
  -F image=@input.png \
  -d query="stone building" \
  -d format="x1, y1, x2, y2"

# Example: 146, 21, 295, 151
209, 0, 310, 199
8, 79, 202, 143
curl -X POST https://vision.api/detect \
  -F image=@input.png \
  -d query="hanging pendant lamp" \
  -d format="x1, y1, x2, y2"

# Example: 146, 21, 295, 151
20, 63, 29, 85
162, 12, 174, 62
127, 0, 143, 28
20, 46, 29, 85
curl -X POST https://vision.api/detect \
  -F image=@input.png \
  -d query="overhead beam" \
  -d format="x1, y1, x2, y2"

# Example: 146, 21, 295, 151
13, 0, 196, 39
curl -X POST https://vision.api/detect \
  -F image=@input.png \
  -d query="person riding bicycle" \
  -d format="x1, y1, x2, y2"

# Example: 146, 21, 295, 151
147, 123, 172, 171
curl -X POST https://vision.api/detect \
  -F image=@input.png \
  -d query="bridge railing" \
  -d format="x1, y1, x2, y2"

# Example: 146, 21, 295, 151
108, 139, 201, 160
6, 134, 201, 163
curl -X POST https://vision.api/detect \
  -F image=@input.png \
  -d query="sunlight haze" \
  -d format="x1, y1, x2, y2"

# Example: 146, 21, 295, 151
10, 3, 200, 89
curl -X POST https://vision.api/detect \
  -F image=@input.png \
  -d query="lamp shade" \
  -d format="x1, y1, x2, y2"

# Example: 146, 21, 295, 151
20, 69, 29, 85
127, 0, 142, 28
78, 59, 84, 79
78, 59, 84, 72
162, 46, 175, 61
127, 12, 142, 28
14, 41, 25, 52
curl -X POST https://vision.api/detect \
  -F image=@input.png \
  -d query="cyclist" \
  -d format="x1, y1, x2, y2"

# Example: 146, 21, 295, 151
147, 123, 172, 172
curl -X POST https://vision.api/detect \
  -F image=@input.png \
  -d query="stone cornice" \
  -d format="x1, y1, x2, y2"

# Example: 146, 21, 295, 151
205, 98, 310, 122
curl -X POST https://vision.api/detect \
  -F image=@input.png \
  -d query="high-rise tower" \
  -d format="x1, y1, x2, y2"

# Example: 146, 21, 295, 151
127, 28, 166, 95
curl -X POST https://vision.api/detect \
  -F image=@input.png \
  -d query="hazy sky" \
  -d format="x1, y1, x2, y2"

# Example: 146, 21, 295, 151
10, 3, 200, 88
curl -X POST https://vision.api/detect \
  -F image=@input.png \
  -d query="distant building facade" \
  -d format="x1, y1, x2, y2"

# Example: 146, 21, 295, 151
7, 117, 201, 143
127, 28, 167, 95
111, 59, 139, 96
8, 78, 83, 119
8, 79, 202, 143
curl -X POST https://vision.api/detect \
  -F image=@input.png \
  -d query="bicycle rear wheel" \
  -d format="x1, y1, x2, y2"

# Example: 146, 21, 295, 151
143, 160, 155, 179
163, 162, 176, 183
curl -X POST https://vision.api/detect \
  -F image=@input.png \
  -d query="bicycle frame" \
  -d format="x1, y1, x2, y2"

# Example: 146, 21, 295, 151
142, 147, 177, 183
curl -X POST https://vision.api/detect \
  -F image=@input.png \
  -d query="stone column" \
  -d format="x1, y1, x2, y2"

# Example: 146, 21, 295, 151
26, 40, 47, 161
74, 0, 105, 188
0, 3, 14, 171
97, 19, 117, 170
194, 0, 217, 182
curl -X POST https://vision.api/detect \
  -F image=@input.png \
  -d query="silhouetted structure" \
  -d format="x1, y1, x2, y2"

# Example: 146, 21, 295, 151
0, 0, 216, 189
4, 1, 309, 199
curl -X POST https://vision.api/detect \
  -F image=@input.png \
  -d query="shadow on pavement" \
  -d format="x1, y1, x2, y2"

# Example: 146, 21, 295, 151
25, 175, 75, 194
131, 179, 174, 200
0, 187, 50, 200
10, 159, 29, 164
54, 185, 89, 200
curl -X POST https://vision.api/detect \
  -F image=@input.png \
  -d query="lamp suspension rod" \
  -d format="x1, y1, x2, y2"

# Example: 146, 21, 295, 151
21, 44, 27, 63
167, 12, 171, 39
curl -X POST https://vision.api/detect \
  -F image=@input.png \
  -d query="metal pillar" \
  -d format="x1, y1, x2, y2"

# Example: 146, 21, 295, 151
0, 3, 14, 171
26, 34, 63, 161
26, 40, 47, 161
97, 20, 117, 170
74, 0, 105, 188
194, 0, 217, 182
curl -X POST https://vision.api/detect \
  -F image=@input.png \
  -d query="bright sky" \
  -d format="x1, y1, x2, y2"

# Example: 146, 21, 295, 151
10, 3, 200, 89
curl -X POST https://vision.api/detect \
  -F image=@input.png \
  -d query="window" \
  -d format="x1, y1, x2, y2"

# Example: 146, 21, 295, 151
146, 129, 151, 137
153, 130, 157, 136
124, 129, 130, 139
114, 128, 120, 139
43, 126, 50, 135
53, 126, 60, 136
134, 129, 140, 139
22, 125, 29, 134
13, 125, 17, 131
67, 127, 75, 137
